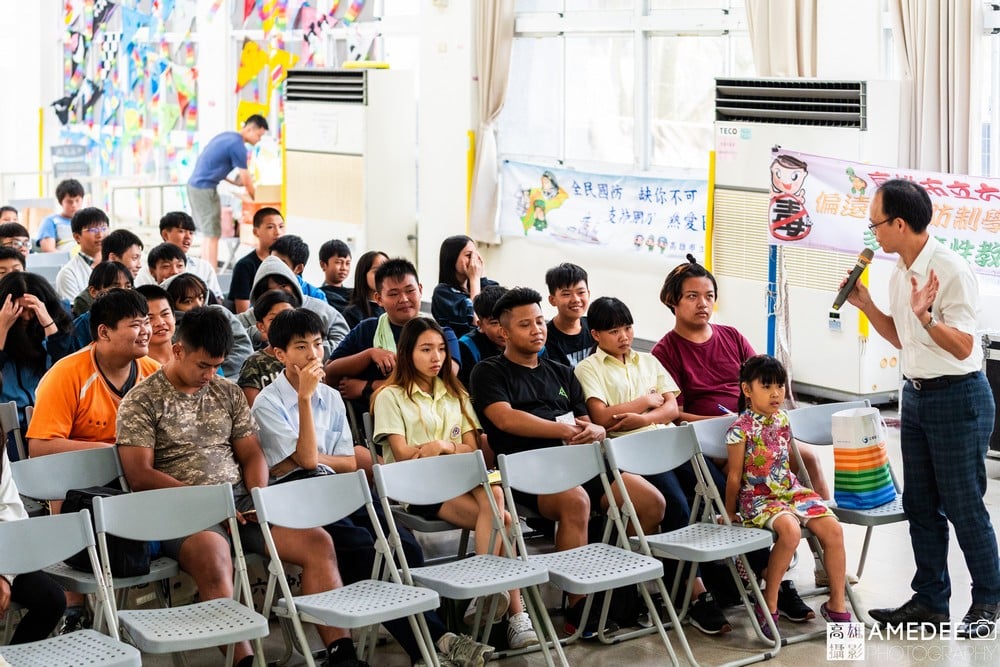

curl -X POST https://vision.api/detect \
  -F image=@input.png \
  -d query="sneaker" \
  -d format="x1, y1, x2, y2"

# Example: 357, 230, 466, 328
820, 602, 852, 623
58, 607, 89, 635
815, 568, 860, 587
754, 602, 779, 641
776, 580, 815, 622
506, 611, 539, 649
441, 632, 495, 667
463, 591, 510, 628
564, 597, 618, 639
956, 602, 1000, 639
687, 592, 733, 635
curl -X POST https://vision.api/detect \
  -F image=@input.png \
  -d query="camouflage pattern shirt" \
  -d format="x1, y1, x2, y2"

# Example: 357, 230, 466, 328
237, 350, 285, 392
116, 369, 256, 494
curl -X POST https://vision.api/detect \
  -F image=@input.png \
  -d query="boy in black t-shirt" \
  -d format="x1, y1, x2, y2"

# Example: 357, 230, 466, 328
544, 263, 592, 368
469, 287, 664, 635
319, 239, 353, 313
457, 284, 507, 388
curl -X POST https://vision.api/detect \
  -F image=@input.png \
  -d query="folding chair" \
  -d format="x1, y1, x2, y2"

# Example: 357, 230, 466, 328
0, 510, 140, 666
252, 470, 441, 667
788, 400, 904, 624
497, 442, 684, 665
0, 400, 43, 517
93, 483, 269, 666
373, 451, 565, 666
364, 411, 471, 564
606, 425, 778, 666
10, 449, 179, 626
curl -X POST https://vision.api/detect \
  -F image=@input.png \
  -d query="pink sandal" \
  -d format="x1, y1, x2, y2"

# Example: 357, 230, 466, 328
754, 602, 780, 640
820, 602, 852, 623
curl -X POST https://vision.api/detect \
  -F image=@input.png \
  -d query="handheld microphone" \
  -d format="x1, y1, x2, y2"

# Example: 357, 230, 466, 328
831, 248, 875, 311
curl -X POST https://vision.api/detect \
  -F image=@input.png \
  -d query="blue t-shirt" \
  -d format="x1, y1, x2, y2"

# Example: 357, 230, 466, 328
188, 132, 249, 189
35, 213, 74, 249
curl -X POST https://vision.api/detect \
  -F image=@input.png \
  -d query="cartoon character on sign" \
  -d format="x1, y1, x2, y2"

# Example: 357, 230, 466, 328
768, 154, 813, 241
520, 170, 569, 234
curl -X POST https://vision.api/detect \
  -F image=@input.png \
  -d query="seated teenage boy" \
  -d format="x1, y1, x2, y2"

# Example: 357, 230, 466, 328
469, 286, 665, 632
54, 207, 107, 302
72, 261, 135, 346
0, 222, 32, 258
134, 212, 223, 300
269, 234, 326, 300
238, 256, 349, 358
457, 284, 508, 388
145, 242, 188, 285
543, 263, 592, 368
318, 239, 353, 313
0, 246, 24, 277
116, 307, 369, 667
230, 207, 285, 313
325, 258, 460, 406
252, 308, 494, 666
100, 229, 144, 280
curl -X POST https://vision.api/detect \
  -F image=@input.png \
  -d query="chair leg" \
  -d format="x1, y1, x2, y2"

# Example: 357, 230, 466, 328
856, 527, 874, 579
287, 612, 318, 667
636, 584, 680, 666
409, 613, 440, 667
522, 584, 568, 666
654, 577, 699, 667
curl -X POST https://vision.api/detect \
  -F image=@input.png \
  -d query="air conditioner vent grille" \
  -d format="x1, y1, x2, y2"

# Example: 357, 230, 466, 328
715, 78, 866, 128
286, 69, 367, 104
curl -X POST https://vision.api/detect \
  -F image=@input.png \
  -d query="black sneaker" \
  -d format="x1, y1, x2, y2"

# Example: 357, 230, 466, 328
58, 608, 89, 635
957, 602, 1000, 639
564, 597, 619, 639
688, 591, 733, 635
776, 580, 815, 622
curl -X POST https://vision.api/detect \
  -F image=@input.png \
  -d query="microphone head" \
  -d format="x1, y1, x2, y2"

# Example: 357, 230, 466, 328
859, 247, 875, 264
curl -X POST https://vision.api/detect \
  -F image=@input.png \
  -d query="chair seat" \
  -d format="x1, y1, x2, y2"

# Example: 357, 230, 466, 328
411, 554, 548, 599
638, 523, 774, 562
833, 495, 906, 526
45, 557, 179, 594
276, 578, 440, 629
118, 597, 269, 653
530, 543, 663, 595
391, 506, 462, 533
0, 628, 141, 666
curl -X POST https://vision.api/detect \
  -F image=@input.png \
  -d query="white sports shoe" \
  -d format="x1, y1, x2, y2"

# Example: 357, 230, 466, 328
506, 611, 539, 649
463, 591, 510, 627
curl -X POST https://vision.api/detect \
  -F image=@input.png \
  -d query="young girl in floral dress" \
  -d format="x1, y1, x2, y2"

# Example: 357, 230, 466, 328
724, 354, 851, 638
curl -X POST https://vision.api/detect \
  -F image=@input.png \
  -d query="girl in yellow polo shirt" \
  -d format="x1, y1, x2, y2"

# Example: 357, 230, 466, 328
372, 317, 538, 650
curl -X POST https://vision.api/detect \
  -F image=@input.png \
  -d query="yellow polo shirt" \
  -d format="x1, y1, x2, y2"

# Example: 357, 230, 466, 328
574, 348, 679, 436
372, 378, 481, 463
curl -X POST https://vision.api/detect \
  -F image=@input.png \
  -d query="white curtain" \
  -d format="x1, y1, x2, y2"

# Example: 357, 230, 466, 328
890, 0, 981, 172
745, 0, 817, 77
468, 0, 515, 244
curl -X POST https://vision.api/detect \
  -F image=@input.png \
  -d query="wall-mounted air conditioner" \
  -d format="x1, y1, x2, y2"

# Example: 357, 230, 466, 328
283, 68, 416, 284
712, 78, 909, 402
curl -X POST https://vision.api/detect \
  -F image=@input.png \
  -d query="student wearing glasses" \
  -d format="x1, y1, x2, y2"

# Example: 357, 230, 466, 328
0, 223, 32, 259
54, 207, 108, 302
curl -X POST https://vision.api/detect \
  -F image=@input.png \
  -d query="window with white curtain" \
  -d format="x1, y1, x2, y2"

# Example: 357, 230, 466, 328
498, 1, 755, 173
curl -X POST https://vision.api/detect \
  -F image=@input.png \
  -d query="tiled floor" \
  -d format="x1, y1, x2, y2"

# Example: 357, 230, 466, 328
130, 402, 1000, 666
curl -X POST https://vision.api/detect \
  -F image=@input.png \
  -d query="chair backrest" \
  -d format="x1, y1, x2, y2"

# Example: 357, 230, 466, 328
373, 450, 489, 506
0, 400, 26, 461
497, 441, 604, 496
689, 414, 739, 459
252, 470, 371, 530
25, 251, 71, 269
787, 400, 871, 445
11, 447, 127, 501
93, 483, 236, 541
0, 509, 97, 573
604, 426, 700, 476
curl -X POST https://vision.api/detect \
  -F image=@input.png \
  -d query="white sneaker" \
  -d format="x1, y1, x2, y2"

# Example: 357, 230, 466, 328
506, 611, 539, 649
463, 591, 510, 627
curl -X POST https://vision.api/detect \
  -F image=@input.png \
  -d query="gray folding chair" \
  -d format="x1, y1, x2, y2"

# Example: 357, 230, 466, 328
0, 400, 43, 517
497, 442, 683, 664
252, 470, 441, 667
374, 451, 564, 665
10, 448, 179, 626
605, 425, 778, 666
788, 400, 903, 624
93, 483, 269, 666
0, 510, 140, 666
364, 411, 471, 563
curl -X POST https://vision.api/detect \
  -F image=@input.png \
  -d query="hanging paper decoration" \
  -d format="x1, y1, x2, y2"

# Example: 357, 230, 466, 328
237, 100, 269, 127
343, 0, 365, 24
96, 31, 121, 85
260, 0, 277, 35
236, 40, 269, 91
268, 47, 298, 90
244, 0, 257, 23
120, 7, 150, 47
208, 0, 224, 21
93, 0, 117, 34
160, 0, 176, 23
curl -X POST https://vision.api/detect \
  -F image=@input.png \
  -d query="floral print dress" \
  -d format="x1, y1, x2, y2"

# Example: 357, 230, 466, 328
725, 409, 833, 528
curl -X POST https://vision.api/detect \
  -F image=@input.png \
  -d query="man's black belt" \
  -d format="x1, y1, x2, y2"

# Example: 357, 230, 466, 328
905, 371, 978, 391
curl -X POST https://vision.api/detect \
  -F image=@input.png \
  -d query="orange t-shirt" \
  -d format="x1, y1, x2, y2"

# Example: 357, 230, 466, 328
26, 346, 161, 444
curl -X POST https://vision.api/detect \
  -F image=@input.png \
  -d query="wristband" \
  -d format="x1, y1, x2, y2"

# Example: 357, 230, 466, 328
40, 320, 54, 328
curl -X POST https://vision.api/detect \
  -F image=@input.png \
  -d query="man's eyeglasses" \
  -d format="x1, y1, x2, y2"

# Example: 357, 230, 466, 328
868, 217, 893, 232
84, 226, 109, 234
2, 239, 31, 249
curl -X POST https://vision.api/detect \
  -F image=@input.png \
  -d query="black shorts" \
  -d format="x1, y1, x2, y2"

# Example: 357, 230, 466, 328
511, 476, 606, 518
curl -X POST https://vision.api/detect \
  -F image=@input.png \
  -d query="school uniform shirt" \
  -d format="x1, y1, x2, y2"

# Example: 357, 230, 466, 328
252, 371, 354, 481
55, 253, 95, 303
470, 355, 587, 456
372, 378, 480, 464
545, 317, 592, 368
574, 348, 679, 436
